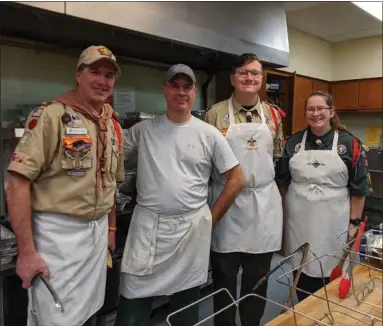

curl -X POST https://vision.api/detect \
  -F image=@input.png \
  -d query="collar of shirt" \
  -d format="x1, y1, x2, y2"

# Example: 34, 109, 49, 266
306, 127, 335, 149
232, 95, 262, 115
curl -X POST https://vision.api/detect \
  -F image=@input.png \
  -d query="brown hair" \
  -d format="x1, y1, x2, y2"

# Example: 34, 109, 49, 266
305, 90, 348, 131
231, 53, 263, 74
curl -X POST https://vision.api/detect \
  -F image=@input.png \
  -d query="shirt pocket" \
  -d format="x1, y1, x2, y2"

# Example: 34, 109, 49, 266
61, 136, 93, 170
61, 149, 93, 170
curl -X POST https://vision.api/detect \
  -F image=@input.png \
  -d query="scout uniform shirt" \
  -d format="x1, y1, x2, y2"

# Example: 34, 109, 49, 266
204, 97, 285, 158
7, 101, 125, 220
275, 128, 371, 196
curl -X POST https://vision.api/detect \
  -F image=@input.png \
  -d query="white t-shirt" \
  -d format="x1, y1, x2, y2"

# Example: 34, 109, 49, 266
124, 115, 239, 215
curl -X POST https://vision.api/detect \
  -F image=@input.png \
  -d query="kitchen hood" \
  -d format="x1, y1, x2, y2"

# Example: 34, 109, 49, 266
0, 2, 289, 71
107, 1, 290, 67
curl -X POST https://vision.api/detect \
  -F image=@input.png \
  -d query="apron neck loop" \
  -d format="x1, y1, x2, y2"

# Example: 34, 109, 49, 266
228, 96, 266, 125
300, 129, 339, 153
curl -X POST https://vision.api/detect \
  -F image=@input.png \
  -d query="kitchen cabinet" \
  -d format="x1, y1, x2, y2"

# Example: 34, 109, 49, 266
312, 80, 330, 93
331, 81, 360, 110
359, 78, 383, 111
292, 76, 313, 133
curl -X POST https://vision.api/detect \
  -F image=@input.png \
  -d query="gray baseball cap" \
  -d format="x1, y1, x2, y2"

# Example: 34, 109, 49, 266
165, 64, 196, 84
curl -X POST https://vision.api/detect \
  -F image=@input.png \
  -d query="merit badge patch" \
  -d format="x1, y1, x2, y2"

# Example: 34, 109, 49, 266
247, 137, 259, 150
19, 131, 31, 146
294, 143, 302, 153
28, 119, 38, 130
67, 114, 82, 128
11, 152, 24, 163
337, 144, 347, 155
223, 113, 230, 122
32, 108, 43, 118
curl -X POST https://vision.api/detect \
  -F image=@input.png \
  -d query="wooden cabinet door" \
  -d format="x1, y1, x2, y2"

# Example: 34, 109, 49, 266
331, 81, 359, 110
259, 71, 268, 101
312, 80, 329, 93
359, 78, 383, 111
292, 76, 313, 133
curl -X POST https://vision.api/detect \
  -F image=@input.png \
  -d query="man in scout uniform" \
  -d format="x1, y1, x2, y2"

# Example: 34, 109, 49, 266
204, 53, 284, 326
6, 45, 124, 326
114, 64, 245, 326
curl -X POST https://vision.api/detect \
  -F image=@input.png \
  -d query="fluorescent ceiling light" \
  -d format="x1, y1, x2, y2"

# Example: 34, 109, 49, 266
352, 1, 383, 21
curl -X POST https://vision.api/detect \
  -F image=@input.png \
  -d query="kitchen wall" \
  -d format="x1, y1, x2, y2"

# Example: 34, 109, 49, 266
283, 28, 382, 144
0, 45, 207, 122
332, 36, 383, 80
280, 28, 382, 81
278, 28, 333, 81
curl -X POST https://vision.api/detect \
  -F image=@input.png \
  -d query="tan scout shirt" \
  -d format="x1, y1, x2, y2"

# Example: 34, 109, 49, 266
7, 101, 125, 220
204, 97, 285, 158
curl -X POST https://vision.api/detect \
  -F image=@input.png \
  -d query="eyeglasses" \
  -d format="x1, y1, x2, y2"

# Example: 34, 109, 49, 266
236, 69, 263, 78
306, 106, 330, 114
166, 83, 194, 92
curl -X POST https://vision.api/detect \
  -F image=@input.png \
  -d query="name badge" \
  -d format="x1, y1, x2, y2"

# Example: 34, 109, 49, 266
66, 127, 88, 135
68, 171, 85, 177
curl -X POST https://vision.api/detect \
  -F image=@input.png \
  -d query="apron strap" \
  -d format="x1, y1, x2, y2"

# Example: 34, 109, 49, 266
332, 130, 339, 153
258, 102, 267, 125
228, 96, 236, 124
300, 130, 308, 152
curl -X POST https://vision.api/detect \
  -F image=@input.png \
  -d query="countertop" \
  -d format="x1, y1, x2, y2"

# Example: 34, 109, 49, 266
265, 262, 382, 326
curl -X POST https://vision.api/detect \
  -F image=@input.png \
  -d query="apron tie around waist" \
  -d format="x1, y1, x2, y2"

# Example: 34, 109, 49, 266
308, 184, 325, 195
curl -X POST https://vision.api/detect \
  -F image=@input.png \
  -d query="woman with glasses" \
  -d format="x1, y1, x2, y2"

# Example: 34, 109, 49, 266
275, 91, 370, 302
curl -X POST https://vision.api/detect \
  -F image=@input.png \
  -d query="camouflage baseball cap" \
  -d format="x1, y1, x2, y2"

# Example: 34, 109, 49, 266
165, 64, 196, 84
77, 45, 121, 74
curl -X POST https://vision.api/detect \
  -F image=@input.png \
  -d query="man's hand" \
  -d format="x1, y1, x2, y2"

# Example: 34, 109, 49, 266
108, 231, 116, 252
16, 251, 49, 289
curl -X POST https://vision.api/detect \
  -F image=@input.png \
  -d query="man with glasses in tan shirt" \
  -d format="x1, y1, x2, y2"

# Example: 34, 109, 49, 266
205, 53, 284, 326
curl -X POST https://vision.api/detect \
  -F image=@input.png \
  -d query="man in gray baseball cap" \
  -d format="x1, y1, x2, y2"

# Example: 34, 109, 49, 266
165, 63, 196, 84
114, 63, 245, 326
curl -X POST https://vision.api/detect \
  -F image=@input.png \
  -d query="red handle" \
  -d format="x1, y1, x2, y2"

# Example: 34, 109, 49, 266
354, 216, 368, 253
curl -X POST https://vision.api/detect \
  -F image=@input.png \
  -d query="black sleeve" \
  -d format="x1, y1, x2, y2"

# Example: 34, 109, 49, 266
348, 138, 370, 196
275, 135, 301, 188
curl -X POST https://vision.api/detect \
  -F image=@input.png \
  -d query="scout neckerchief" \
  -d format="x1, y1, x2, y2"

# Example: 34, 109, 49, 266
55, 90, 114, 195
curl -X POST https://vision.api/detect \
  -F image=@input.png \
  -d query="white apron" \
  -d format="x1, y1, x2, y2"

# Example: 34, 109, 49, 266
210, 97, 283, 253
27, 213, 108, 326
120, 204, 212, 298
284, 130, 350, 278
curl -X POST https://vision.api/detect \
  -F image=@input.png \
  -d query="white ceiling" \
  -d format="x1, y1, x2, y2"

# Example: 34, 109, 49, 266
284, 1, 382, 43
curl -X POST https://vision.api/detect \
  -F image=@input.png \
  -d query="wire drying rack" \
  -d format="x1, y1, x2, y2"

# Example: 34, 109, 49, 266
166, 223, 383, 326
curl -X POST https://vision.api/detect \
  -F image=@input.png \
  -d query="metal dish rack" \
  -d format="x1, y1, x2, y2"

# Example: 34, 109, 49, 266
0, 224, 17, 265
166, 223, 383, 326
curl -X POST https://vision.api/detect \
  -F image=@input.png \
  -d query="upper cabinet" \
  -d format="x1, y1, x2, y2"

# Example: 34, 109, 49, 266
312, 80, 330, 93
330, 78, 382, 112
331, 81, 360, 110
358, 78, 383, 111
292, 76, 313, 132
